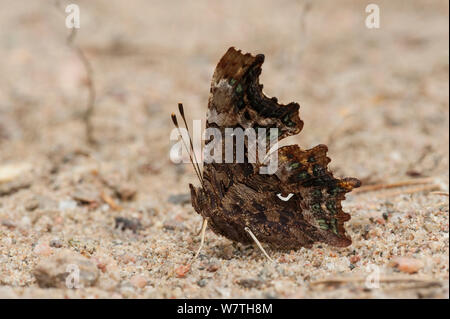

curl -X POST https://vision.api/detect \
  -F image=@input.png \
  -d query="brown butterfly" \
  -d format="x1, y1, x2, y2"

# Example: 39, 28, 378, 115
172, 47, 360, 261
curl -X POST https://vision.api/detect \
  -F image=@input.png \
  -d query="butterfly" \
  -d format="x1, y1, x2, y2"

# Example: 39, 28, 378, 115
172, 47, 360, 261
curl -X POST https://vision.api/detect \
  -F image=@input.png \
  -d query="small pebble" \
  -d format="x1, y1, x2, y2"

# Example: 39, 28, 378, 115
49, 239, 63, 248
0, 163, 31, 183
236, 278, 263, 289
96, 261, 107, 273
72, 187, 99, 204
33, 250, 99, 288
349, 255, 361, 264
58, 200, 77, 211
115, 217, 141, 233
175, 264, 190, 278
221, 245, 234, 260
119, 253, 136, 264
1, 219, 16, 230
130, 275, 148, 289
163, 219, 185, 231
206, 263, 220, 272
33, 243, 53, 257
25, 198, 39, 211
115, 183, 137, 201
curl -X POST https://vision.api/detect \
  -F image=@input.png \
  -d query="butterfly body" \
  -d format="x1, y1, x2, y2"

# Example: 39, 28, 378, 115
189, 47, 360, 250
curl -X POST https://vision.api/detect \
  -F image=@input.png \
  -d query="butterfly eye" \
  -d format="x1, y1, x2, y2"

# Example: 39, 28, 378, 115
277, 193, 294, 201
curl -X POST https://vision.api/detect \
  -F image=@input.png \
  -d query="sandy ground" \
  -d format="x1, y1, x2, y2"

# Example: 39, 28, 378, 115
0, 0, 448, 298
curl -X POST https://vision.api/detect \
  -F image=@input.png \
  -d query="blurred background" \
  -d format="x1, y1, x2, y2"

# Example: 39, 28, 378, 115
0, 0, 448, 180
0, 0, 448, 298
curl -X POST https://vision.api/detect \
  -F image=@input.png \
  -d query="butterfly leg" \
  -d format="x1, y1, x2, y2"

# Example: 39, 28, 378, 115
191, 218, 208, 262
194, 218, 205, 236
244, 227, 275, 263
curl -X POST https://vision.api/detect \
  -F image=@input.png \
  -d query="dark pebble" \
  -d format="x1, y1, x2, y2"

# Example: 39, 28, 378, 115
49, 239, 63, 248
163, 220, 185, 231
236, 278, 263, 289
115, 217, 142, 233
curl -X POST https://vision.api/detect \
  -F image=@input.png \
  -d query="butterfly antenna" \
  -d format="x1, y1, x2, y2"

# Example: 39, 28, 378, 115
171, 112, 204, 188
178, 103, 203, 180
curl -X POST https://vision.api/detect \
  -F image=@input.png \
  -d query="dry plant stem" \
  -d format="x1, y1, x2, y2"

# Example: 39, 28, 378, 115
55, 1, 97, 145
67, 28, 96, 146
310, 275, 443, 288
191, 218, 208, 263
76, 47, 96, 146
430, 191, 449, 197
353, 177, 435, 194
100, 191, 121, 211
244, 226, 275, 263
374, 184, 440, 199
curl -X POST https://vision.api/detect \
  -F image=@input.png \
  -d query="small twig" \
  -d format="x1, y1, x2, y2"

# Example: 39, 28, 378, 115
100, 191, 121, 211
353, 177, 434, 194
374, 184, 441, 199
310, 275, 443, 289
430, 191, 449, 197
69, 30, 97, 145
